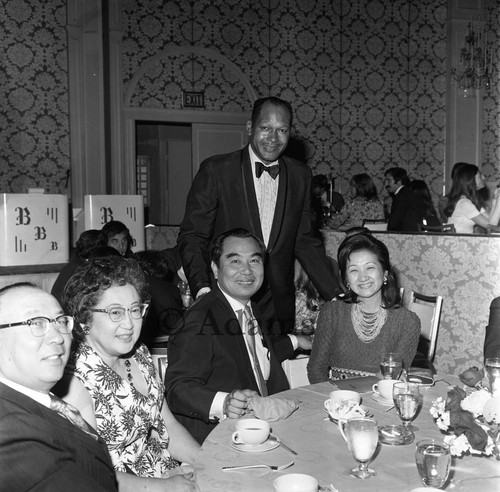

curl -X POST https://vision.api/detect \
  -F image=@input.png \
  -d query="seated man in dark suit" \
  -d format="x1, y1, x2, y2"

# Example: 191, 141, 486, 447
165, 229, 309, 444
0, 283, 117, 491
384, 167, 425, 232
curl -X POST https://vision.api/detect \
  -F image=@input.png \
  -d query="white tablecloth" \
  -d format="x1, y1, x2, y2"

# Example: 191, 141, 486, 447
194, 378, 500, 491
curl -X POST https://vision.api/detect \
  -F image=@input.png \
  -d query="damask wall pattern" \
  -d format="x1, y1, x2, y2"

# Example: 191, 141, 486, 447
0, 0, 70, 194
482, 1, 500, 183
122, 0, 447, 207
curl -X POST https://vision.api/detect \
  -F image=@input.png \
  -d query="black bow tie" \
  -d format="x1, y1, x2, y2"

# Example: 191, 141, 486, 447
255, 161, 280, 179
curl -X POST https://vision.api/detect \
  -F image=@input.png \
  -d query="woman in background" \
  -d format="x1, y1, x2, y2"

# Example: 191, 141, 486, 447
327, 173, 384, 230
409, 179, 440, 227
308, 233, 419, 382
60, 256, 199, 491
445, 164, 500, 234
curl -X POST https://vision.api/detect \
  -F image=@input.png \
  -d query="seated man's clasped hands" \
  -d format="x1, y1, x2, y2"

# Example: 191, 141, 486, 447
0, 283, 118, 491
58, 256, 200, 492
308, 233, 420, 382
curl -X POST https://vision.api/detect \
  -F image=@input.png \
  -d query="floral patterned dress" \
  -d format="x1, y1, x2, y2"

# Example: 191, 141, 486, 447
67, 342, 178, 477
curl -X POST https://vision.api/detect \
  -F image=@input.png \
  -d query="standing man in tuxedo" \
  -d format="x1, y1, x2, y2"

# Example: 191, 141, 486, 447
384, 167, 425, 232
166, 229, 296, 444
178, 96, 342, 335
0, 283, 117, 491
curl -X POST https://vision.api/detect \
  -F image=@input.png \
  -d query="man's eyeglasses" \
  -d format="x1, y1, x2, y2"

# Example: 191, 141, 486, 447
0, 315, 74, 337
91, 304, 149, 323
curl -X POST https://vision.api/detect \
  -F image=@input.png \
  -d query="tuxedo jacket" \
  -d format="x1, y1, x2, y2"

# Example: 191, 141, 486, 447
387, 186, 425, 232
0, 382, 117, 492
165, 287, 293, 444
177, 146, 341, 333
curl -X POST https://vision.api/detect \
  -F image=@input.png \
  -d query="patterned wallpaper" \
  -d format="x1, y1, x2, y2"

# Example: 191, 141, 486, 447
0, 1, 498, 207
0, 0, 70, 194
482, 0, 500, 182
122, 0, 449, 206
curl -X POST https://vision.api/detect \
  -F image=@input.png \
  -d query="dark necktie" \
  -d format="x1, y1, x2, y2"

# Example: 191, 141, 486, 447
255, 161, 280, 179
240, 306, 268, 397
49, 393, 98, 440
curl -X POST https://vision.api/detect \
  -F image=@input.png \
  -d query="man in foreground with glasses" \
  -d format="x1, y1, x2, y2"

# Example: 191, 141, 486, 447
0, 282, 118, 491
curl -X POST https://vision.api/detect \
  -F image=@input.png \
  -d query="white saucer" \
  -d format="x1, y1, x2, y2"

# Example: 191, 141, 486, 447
371, 393, 393, 405
230, 439, 279, 453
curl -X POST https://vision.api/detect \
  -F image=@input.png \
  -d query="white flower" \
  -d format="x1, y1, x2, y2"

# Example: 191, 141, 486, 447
444, 434, 471, 456
430, 397, 446, 418
436, 412, 450, 431
461, 388, 491, 417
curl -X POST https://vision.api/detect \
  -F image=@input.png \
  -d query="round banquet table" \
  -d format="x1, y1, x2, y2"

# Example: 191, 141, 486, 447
193, 377, 500, 491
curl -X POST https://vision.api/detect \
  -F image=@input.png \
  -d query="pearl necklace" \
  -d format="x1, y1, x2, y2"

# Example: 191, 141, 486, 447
351, 303, 387, 343
124, 359, 134, 387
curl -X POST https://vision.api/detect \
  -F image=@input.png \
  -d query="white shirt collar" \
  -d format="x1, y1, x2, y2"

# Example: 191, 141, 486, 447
0, 376, 51, 408
395, 185, 404, 195
217, 283, 251, 314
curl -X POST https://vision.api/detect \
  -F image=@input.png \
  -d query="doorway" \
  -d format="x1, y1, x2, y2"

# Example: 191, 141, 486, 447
135, 121, 248, 225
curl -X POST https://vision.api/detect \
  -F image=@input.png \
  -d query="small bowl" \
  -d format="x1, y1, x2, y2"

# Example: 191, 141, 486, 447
378, 425, 407, 445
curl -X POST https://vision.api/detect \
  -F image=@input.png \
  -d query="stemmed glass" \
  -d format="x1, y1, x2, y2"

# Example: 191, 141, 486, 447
340, 417, 379, 479
393, 381, 420, 444
380, 352, 403, 379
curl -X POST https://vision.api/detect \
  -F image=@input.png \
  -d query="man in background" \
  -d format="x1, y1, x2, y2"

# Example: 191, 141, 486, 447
384, 167, 425, 232
178, 96, 342, 335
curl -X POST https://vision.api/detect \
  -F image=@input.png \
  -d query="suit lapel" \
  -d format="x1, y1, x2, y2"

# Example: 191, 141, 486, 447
240, 148, 264, 240
266, 156, 288, 252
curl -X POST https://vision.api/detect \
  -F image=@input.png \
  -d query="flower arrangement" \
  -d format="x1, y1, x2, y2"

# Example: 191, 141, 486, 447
430, 367, 500, 457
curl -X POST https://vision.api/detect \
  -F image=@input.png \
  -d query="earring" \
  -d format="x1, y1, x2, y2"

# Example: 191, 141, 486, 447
82, 325, 90, 335
383, 278, 387, 285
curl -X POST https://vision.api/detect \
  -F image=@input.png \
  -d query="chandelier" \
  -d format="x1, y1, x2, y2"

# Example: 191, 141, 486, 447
451, 21, 493, 98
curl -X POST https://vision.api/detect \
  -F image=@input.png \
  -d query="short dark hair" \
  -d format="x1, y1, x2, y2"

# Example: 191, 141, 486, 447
101, 221, 133, 250
75, 229, 107, 259
385, 167, 410, 187
63, 256, 149, 328
210, 228, 267, 267
251, 96, 293, 129
337, 233, 398, 308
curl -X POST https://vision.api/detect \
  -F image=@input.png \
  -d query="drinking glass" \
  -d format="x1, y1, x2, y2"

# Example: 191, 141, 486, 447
340, 417, 378, 479
393, 381, 420, 444
380, 352, 403, 379
415, 438, 451, 488
485, 357, 500, 396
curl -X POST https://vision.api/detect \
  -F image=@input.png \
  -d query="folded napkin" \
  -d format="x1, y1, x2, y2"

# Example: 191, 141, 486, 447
247, 396, 298, 421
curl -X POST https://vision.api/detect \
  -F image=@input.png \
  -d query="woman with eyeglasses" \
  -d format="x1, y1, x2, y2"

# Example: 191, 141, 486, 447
58, 256, 199, 492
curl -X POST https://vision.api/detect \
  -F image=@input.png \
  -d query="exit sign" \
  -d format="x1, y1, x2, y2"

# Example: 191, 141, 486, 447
183, 91, 205, 108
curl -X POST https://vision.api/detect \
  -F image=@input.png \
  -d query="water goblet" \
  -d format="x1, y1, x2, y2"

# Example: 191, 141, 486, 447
393, 381, 420, 444
339, 417, 378, 479
380, 352, 403, 379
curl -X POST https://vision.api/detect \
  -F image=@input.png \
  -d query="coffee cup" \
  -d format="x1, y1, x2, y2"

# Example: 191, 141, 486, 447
329, 390, 361, 406
274, 473, 319, 492
372, 379, 398, 401
231, 418, 270, 446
